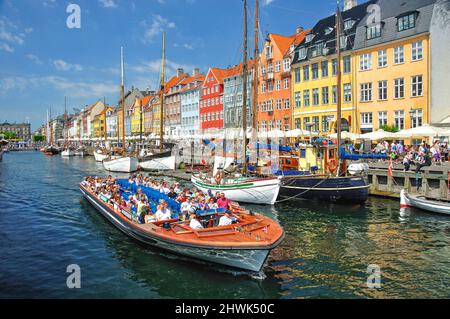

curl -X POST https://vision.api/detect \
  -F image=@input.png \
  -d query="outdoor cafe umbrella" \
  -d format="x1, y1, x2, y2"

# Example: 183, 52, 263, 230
360, 129, 395, 141
394, 125, 443, 138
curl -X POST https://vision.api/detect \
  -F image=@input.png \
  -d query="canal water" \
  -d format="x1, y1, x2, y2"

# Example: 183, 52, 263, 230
0, 151, 449, 299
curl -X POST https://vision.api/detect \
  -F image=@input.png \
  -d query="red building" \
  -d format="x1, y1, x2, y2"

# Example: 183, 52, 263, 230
199, 68, 228, 131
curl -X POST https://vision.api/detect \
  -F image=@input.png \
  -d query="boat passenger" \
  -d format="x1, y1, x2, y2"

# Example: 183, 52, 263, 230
155, 203, 171, 221
167, 187, 177, 199
189, 214, 204, 230
218, 212, 233, 226
217, 193, 231, 210
145, 211, 156, 223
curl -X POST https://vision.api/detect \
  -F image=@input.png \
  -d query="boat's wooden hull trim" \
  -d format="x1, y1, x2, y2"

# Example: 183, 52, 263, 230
103, 156, 139, 173
400, 189, 450, 216
279, 176, 369, 203
191, 175, 281, 205
80, 186, 277, 272
140, 155, 176, 171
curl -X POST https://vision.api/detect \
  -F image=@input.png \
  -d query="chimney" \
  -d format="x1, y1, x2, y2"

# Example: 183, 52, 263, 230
344, 0, 357, 11
193, 68, 200, 76
177, 68, 184, 77
296, 26, 304, 34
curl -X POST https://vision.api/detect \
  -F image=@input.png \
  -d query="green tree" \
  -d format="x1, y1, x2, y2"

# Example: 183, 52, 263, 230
3, 132, 18, 140
380, 125, 399, 133
33, 135, 45, 142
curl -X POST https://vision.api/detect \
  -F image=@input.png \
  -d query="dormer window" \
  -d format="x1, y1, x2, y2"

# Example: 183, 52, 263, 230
298, 47, 307, 60
397, 12, 417, 32
324, 27, 334, 35
305, 33, 315, 43
344, 20, 355, 30
366, 23, 382, 40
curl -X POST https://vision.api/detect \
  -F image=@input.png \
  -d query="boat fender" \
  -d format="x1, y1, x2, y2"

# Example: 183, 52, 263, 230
214, 171, 223, 185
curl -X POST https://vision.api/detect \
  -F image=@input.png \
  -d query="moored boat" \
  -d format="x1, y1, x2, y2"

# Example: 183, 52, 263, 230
61, 148, 76, 157
191, 174, 281, 205
139, 150, 176, 171
400, 189, 450, 216
94, 149, 109, 162
103, 156, 139, 173
79, 179, 284, 272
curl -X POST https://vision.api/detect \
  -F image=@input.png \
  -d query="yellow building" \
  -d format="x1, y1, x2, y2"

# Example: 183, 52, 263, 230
130, 98, 143, 136
290, 2, 372, 134
93, 107, 113, 139
151, 94, 161, 135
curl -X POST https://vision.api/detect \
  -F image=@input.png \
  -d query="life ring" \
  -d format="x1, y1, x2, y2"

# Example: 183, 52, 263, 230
214, 171, 223, 184
327, 158, 338, 174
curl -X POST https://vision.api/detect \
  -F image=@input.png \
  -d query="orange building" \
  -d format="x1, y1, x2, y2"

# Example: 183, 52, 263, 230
257, 28, 308, 132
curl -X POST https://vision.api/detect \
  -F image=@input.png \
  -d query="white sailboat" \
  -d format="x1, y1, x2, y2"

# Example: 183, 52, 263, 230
103, 46, 139, 173
139, 32, 176, 171
191, 0, 281, 205
94, 149, 109, 162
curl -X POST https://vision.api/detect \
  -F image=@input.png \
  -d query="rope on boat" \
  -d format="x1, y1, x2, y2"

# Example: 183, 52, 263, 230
274, 176, 331, 203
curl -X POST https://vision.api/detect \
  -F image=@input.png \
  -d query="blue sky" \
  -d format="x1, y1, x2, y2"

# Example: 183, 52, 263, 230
0, 0, 338, 130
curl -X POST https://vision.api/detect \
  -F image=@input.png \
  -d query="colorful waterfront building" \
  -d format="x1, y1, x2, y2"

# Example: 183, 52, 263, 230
93, 106, 113, 139
150, 94, 161, 136
122, 87, 146, 137
164, 69, 190, 136
180, 71, 205, 135
200, 68, 228, 132
131, 93, 156, 137
223, 61, 255, 129
257, 29, 308, 132
291, 0, 374, 133
106, 107, 117, 139
353, 0, 450, 133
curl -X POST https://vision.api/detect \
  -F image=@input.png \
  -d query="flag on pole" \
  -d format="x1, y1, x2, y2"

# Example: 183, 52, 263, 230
388, 159, 393, 177
262, 226, 268, 233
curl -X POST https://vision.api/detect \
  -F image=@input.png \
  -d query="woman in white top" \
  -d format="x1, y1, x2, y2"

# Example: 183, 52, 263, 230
189, 214, 203, 230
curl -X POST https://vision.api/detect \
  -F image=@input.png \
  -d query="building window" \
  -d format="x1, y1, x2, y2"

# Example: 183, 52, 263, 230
284, 99, 290, 109
360, 83, 373, 102
394, 110, 405, 130
303, 66, 309, 81
411, 109, 423, 128
283, 78, 289, 90
266, 45, 273, 59
321, 61, 328, 77
332, 85, 337, 104
322, 87, 329, 105
398, 13, 416, 32
360, 53, 372, 71
394, 46, 404, 64
343, 56, 351, 74
343, 83, 351, 102
366, 23, 381, 39
261, 82, 266, 93
275, 61, 281, 72
312, 63, 319, 79
276, 99, 282, 110
322, 116, 330, 132
283, 58, 290, 72
378, 80, 388, 100
294, 91, 301, 108
312, 88, 319, 105
268, 62, 273, 73
378, 49, 387, 67
394, 78, 404, 99
378, 111, 388, 128
361, 112, 373, 125
303, 90, 310, 107
411, 75, 423, 97
268, 82, 274, 92
261, 64, 266, 75
412, 41, 423, 61
276, 80, 281, 91
332, 59, 337, 76
294, 67, 301, 83
311, 116, 319, 132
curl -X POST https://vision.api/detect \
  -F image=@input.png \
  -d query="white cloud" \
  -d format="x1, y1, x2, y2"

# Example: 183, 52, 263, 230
0, 42, 14, 53
26, 54, 43, 65
43, 0, 57, 7
98, 0, 118, 8
0, 75, 117, 98
262, 0, 275, 6
53, 59, 83, 72
141, 15, 175, 43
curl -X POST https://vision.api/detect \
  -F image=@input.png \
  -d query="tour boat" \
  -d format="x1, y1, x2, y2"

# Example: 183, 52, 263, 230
103, 156, 139, 173
400, 189, 450, 216
79, 179, 284, 272
191, 174, 281, 205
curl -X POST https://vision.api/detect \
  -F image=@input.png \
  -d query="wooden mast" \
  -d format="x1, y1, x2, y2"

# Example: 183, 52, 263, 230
103, 97, 108, 143
120, 46, 126, 157
335, 3, 342, 176
159, 32, 166, 152
64, 96, 68, 146
242, 0, 249, 174
252, 0, 259, 134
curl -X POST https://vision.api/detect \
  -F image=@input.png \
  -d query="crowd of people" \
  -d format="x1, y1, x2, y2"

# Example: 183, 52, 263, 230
81, 175, 237, 230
